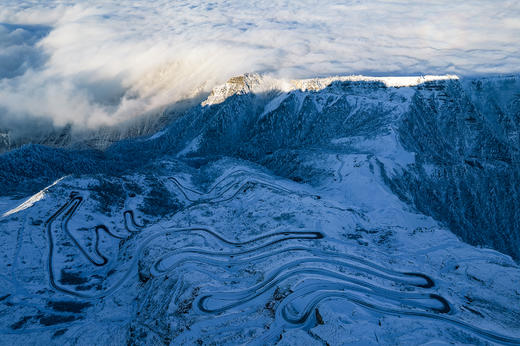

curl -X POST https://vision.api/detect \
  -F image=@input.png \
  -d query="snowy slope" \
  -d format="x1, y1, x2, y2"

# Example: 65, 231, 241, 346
0, 74, 519, 345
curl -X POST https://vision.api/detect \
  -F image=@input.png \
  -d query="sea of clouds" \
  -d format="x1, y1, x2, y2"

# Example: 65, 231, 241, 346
0, 0, 519, 136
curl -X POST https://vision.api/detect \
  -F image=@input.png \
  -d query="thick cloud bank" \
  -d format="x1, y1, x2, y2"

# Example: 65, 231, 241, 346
0, 0, 519, 132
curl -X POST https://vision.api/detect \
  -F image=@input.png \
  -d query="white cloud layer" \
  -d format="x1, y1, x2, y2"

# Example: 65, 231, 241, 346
0, 0, 519, 132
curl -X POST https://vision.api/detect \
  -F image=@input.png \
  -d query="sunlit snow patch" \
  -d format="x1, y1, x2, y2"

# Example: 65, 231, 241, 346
2, 176, 65, 217
291, 75, 460, 90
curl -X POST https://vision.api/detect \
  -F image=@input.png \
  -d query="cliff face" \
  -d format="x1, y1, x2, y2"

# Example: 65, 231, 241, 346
390, 77, 520, 260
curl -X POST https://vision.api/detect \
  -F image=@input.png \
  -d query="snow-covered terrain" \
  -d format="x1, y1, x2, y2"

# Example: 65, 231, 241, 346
0, 74, 519, 345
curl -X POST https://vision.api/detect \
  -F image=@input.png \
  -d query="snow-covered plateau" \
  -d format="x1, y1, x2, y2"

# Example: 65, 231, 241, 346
0, 74, 519, 345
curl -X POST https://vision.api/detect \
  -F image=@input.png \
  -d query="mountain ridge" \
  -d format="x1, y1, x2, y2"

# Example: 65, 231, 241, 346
1, 73, 520, 344
2, 73, 519, 261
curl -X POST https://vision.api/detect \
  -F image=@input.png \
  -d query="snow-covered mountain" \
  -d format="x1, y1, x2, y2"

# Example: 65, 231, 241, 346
0, 74, 519, 345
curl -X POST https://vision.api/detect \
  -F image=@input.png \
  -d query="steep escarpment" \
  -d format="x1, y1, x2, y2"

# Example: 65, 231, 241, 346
388, 76, 520, 260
